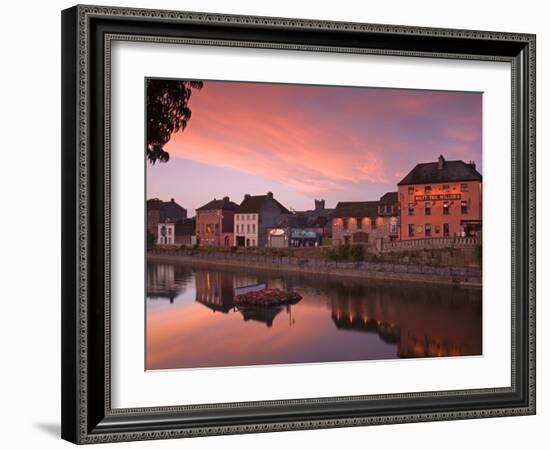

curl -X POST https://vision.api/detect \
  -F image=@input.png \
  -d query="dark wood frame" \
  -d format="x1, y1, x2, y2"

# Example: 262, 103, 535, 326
61, 4, 536, 444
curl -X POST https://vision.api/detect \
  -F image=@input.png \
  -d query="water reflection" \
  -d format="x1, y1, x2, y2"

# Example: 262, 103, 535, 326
146, 261, 482, 369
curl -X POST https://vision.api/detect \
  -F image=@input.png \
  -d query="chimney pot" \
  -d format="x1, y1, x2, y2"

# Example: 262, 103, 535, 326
171, 198, 175, 203
438, 155, 445, 170
223, 196, 229, 202
267, 191, 273, 198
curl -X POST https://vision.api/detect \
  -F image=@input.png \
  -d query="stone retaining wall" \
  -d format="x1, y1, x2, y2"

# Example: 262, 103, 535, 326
148, 250, 481, 288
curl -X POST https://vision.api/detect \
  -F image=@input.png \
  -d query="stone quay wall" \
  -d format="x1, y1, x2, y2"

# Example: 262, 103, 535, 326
148, 249, 481, 288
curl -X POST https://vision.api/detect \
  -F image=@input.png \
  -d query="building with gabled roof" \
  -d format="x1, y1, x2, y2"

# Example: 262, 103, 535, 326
234, 192, 291, 247
196, 196, 239, 247
398, 155, 482, 240
147, 198, 187, 241
332, 192, 399, 248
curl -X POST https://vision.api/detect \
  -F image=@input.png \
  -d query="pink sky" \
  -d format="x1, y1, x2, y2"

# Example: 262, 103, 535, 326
147, 80, 482, 214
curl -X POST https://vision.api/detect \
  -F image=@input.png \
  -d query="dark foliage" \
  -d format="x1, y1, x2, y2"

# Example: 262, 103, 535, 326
323, 243, 365, 262
349, 244, 364, 261
146, 79, 204, 164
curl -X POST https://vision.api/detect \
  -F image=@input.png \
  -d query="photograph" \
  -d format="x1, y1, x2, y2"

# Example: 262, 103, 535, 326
56, 2, 537, 445
145, 79, 483, 370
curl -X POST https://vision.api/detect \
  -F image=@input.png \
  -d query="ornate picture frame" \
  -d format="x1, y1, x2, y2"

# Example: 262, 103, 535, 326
61, 5, 536, 444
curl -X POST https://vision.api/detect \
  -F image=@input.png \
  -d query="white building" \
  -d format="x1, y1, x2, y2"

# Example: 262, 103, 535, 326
234, 192, 290, 247
157, 222, 175, 245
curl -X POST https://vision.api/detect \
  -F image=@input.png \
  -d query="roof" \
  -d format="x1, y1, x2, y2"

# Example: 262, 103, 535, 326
147, 198, 163, 210
273, 214, 309, 229
196, 196, 239, 211
236, 194, 291, 215
147, 198, 187, 221
398, 159, 482, 185
333, 201, 380, 218
379, 192, 398, 204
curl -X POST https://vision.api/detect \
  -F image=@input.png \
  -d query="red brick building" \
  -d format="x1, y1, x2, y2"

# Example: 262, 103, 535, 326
398, 155, 482, 240
196, 196, 239, 247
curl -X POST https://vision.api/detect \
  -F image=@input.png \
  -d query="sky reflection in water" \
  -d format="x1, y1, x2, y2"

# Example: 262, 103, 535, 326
146, 261, 482, 370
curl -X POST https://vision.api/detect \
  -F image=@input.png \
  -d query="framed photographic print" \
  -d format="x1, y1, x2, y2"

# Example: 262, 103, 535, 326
61, 5, 536, 444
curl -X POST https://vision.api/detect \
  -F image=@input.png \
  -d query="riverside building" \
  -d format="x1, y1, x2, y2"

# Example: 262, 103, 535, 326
397, 155, 482, 240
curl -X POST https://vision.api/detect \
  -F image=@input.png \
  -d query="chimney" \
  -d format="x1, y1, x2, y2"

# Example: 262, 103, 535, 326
267, 191, 273, 198
223, 196, 229, 202
315, 199, 325, 210
244, 194, 251, 199
469, 160, 476, 169
438, 155, 445, 170
170, 198, 175, 203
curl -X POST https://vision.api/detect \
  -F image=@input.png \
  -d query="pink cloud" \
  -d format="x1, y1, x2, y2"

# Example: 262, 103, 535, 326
152, 81, 481, 203
165, 83, 396, 193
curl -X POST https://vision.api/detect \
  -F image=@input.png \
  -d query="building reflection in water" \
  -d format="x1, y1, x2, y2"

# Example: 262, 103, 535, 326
146, 263, 193, 303
327, 281, 481, 357
193, 269, 288, 327
147, 261, 482, 367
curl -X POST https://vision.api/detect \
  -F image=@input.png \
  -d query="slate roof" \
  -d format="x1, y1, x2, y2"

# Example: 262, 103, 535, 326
147, 198, 187, 222
379, 192, 398, 204
398, 159, 482, 185
147, 198, 163, 210
196, 196, 239, 211
236, 194, 291, 215
333, 201, 380, 218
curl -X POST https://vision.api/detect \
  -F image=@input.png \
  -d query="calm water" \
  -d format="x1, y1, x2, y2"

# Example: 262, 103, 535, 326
146, 261, 482, 370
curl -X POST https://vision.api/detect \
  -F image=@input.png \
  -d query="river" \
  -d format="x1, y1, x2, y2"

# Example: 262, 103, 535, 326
146, 260, 482, 370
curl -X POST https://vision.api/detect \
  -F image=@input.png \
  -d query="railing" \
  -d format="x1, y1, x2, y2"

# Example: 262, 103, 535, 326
384, 236, 480, 252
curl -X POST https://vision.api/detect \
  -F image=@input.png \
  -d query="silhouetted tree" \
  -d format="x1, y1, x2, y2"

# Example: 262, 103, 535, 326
146, 79, 204, 164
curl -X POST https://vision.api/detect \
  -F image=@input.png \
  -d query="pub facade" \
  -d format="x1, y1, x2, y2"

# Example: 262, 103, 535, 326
397, 155, 482, 240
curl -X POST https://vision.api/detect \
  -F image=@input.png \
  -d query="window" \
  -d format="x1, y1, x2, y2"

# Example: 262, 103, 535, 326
371, 218, 377, 230
408, 203, 414, 216
442, 184, 450, 192
425, 223, 432, 237
343, 219, 348, 230
247, 224, 250, 233
461, 201, 468, 214
443, 202, 450, 215
425, 202, 431, 215
167, 227, 172, 235
390, 223, 397, 234
425, 186, 431, 194
252, 224, 256, 233
461, 183, 469, 192
408, 224, 415, 237
408, 186, 414, 195
357, 217, 362, 229
443, 223, 450, 237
